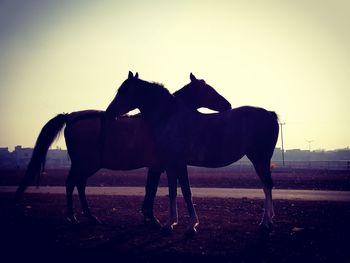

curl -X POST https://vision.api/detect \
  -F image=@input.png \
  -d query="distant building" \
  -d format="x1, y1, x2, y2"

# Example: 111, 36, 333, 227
0, 145, 70, 169
272, 147, 282, 161
46, 148, 70, 168
0, 147, 12, 168
285, 149, 310, 161
13, 146, 33, 168
0, 147, 9, 154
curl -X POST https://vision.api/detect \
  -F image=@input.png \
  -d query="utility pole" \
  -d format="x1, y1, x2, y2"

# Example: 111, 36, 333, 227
306, 140, 313, 152
279, 122, 286, 166
306, 140, 313, 167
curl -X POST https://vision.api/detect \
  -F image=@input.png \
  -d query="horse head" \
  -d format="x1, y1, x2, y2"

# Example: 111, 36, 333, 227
174, 73, 231, 112
106, 71, 142, 118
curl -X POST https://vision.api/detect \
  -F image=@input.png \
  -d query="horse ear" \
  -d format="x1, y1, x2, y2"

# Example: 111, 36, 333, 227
135, 72, 139, 79
128, 71, 134, 79
190, 72, 197, 82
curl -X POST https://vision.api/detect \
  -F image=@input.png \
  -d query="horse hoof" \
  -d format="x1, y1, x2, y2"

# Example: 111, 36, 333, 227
66, 215, 80, 225
89, 215, 102, 225
258, 222, 273, 234
144, 217, 162, 229
161, 225, 174, 236
185, 227, 197, 237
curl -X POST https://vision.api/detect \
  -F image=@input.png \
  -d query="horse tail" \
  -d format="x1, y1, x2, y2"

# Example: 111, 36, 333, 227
269, 111, 280, 164
269, 111, 279, 122
269, 110, 279, 139
15, 113, 69, 201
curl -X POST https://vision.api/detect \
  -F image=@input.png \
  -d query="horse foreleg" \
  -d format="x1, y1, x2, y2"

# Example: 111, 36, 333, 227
142, 168, 162, 228
162, 168, 178, 233
65, 174, 79, 225
178, 166, 199, 235
77, 179, 101, 224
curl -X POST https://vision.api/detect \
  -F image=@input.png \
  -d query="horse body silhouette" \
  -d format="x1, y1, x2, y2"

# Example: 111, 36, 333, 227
15, 74, 231, 225
106, 72, 279, 233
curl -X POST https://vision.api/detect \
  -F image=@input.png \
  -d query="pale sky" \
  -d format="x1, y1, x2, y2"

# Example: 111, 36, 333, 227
0, 0, 349, 151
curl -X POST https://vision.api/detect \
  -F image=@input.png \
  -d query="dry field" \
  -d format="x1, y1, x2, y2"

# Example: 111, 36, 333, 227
0, 167, 349, 262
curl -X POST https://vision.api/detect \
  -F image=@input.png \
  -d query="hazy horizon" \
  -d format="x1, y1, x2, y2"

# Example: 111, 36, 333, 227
1, 0, 349, 151
2, 144, 349, 152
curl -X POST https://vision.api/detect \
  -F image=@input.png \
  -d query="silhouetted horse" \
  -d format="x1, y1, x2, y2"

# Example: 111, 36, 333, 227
106, 72, 279, 234
15, 73, 231, 225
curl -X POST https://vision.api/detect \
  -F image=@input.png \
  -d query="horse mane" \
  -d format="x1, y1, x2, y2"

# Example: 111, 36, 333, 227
144, 80, 174, 99
151, 81, 166, 89
135, 79, 176, 120
139, 79, 175, 103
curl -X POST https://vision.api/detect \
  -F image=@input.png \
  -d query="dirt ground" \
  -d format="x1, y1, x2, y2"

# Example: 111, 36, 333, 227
1, 193, 350, 262
1, 168, 350, 262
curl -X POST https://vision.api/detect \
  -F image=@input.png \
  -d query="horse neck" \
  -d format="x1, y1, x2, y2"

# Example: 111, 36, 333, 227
138, 84, 177, 124
173, 89, 198, 111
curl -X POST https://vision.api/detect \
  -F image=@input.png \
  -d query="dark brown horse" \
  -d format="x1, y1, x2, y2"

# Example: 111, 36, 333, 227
15, 73, 231, 225
106, 72, 279, 234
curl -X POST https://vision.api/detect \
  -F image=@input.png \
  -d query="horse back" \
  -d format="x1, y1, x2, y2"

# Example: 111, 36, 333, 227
103, 116, 161, 170
184, 106, 279, 167
64, 110, 103, 173
65, 111, 161, 171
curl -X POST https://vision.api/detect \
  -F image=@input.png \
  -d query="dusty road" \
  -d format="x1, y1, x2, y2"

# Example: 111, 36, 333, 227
2, 186, 350, 202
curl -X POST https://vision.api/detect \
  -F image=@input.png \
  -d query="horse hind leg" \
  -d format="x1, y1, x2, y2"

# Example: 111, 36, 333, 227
65, 169, 79, 225
248, 156, 274, 231
261, 184, 274, 231
76, 177, 101, 224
